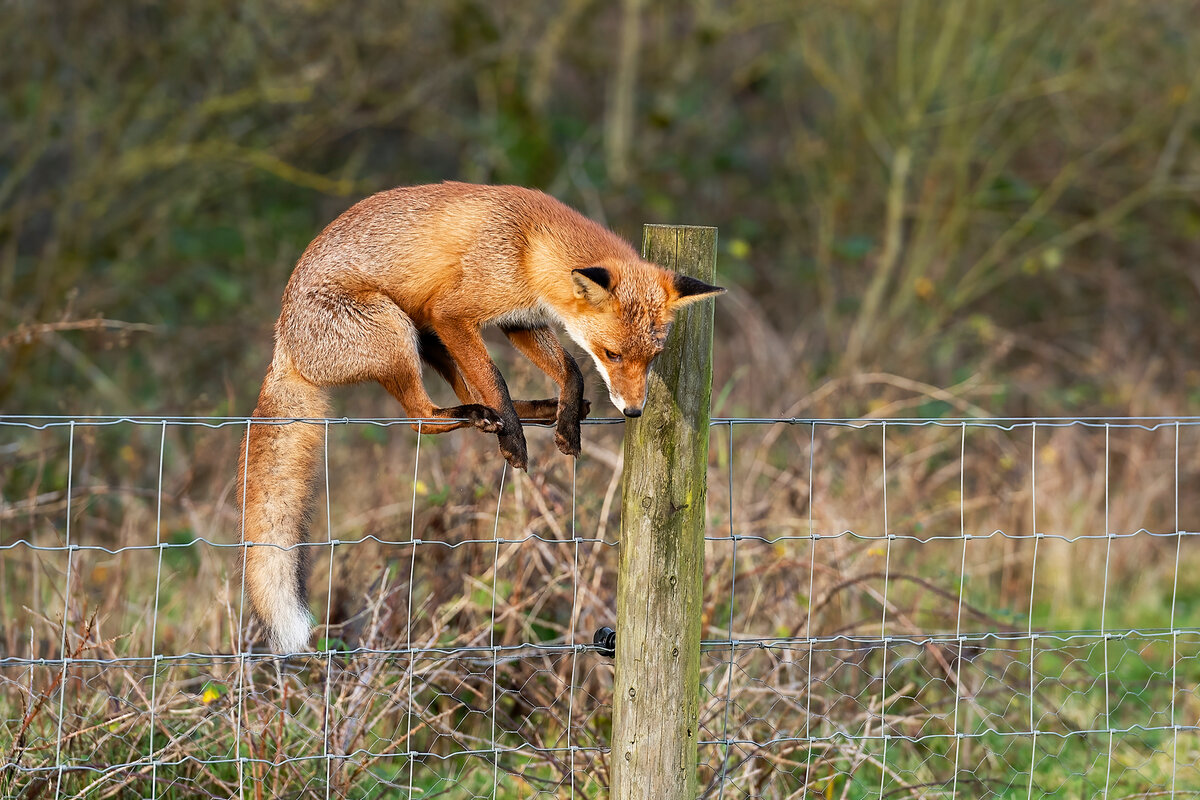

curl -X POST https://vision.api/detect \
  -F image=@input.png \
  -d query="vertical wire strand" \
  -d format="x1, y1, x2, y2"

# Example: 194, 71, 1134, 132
877, 422, 892, 800
950, 422, 968, 799
716, 422, 737, 798
235, 419, 253, 800
803, 422, 818, 791
148, 421, 167, 798
1170, 422, 1181, 799
566, 457, 579, 800
1100, 424, 1114, 799
322, 420, 334, 799
489, 461, 509, 798
51, 421, 75, 800
1025, 422, 1040, 800
405, 422, 422, 799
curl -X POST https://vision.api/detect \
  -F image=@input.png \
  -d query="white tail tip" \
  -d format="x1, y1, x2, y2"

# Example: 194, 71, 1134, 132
267, 604, 314, 655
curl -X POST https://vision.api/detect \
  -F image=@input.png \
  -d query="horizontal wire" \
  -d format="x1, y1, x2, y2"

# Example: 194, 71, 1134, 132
4, 415, 1200, 430
3, 627, 1196, 668
3, 528, 1195, 554
8, 721, 1196, 778
700, 722, 1200, 749
717, 528, 1200, 544
2, 743, 609, 777
0, 533, 616, 555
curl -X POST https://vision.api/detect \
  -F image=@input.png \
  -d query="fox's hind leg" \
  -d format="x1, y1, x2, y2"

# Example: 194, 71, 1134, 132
501, 326, 589, 457
420, 331, 559, 422
427, 316, 528, 469
418, 330, 485, 406
280, 286, 503, 435
378, 370, 504, 435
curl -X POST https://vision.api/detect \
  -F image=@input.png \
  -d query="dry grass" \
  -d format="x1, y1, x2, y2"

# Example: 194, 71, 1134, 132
2, 379, 1198, 797
4, 3, 1200, 795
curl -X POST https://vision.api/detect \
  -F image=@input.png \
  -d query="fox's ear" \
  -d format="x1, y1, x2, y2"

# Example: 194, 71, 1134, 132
669, 273, 726, 309
571, 266, 613, 305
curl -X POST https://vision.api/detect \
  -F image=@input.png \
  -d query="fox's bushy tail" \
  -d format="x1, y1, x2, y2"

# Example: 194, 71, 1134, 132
235, 352, 329, 654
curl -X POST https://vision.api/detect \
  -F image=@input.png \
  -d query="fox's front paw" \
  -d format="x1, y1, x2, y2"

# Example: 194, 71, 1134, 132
554, 418, 582, 457
552, 396, 588, 457
498, 429, 528, 471
464, 404, 504, 434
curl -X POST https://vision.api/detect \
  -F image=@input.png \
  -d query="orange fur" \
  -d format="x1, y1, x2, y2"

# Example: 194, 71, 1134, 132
236, 181, 723, 653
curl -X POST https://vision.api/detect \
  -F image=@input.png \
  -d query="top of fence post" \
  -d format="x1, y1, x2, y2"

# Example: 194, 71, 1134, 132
611, 223, 718, 800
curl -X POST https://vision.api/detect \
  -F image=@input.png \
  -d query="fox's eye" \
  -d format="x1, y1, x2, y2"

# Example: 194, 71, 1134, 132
604, 349, 622, 362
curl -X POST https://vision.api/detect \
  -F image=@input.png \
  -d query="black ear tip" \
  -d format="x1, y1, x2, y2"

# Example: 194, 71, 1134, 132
674, 273, 725, 297
573, 265, 612, 290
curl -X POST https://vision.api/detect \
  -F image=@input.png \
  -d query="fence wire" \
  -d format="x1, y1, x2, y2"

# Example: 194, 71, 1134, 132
1, 415, 1198, 798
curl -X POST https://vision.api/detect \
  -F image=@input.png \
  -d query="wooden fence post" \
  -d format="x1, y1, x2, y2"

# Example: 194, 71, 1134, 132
611, 224, 718, 799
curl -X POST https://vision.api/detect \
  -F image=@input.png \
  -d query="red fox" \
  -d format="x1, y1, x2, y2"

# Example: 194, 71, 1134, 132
236, 181, 724, 653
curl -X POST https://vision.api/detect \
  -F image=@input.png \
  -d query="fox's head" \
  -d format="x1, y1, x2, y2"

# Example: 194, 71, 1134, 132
561, 260, 725, 417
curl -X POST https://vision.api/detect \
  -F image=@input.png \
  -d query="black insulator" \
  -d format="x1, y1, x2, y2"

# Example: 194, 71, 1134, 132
593, 626, 616, 658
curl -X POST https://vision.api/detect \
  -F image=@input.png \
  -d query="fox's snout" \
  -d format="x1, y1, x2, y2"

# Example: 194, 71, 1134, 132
599, 359, 652, 420
605, 385, 646, 419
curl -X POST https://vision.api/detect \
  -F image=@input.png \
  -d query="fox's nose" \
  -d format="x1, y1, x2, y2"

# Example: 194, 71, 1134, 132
623, 407, 643, 418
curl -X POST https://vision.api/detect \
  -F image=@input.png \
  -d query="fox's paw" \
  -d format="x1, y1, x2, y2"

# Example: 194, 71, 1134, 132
553, 398, 587, 456
498, 430, 528, 471
463, 405, 504, 434
554, 423, 582, 458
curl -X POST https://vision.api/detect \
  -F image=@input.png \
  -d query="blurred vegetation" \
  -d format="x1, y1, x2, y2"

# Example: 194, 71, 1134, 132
3, 0, 1199, 417
4, 3, 1200, 794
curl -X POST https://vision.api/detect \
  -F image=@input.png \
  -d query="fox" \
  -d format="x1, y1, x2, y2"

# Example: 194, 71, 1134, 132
235, 181, 724, 653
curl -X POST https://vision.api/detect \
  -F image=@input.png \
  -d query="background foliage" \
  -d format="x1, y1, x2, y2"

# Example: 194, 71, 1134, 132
3, 0, 1199, 418
4, 2, 1200, 797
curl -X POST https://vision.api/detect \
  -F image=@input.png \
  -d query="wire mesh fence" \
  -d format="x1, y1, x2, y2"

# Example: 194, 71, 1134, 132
1, 414, 1198, 798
